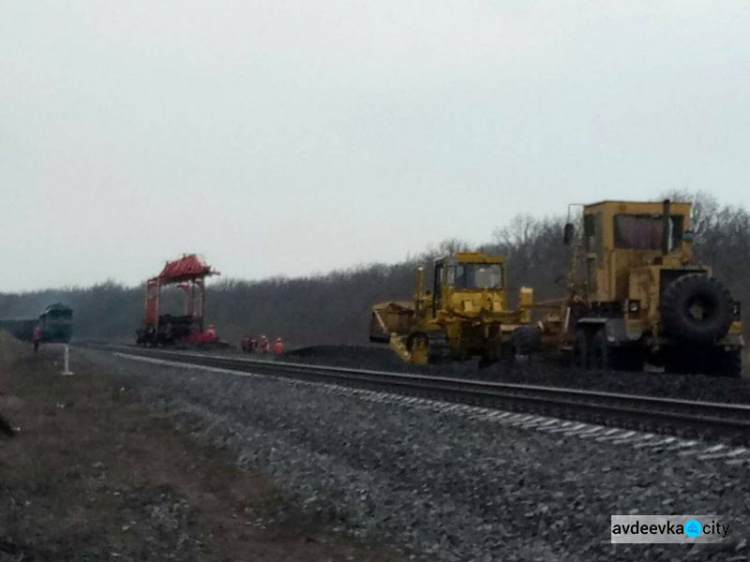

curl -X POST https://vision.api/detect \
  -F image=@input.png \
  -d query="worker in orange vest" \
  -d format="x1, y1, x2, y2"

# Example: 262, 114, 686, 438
273, 337, 285, 355
32, 325, 43, 353
259, 335, 270, 354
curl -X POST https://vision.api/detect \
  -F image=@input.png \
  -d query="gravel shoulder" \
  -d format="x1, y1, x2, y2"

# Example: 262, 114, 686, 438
0, 333, 403, 562
86, 347, 750, 562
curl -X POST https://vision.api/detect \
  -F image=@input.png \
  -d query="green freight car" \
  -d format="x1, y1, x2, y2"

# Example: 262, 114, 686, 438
39, 304, 74, 342
0, 303, 73, 343
0, 318, 36, 341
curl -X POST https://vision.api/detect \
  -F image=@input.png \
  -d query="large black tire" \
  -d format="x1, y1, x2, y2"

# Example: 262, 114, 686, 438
660, 274, 734, 344
512, 326, 542, 356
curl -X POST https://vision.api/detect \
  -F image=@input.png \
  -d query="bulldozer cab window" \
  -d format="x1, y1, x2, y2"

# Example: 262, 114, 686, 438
582, 213, 602, 291
614, 214, 684, 250
452, 263, 503, 290
583, 214, 597, 251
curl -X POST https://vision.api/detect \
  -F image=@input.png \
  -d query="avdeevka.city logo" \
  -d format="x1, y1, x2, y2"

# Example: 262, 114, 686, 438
684, 519, 702, 538
610, 515, 730, 544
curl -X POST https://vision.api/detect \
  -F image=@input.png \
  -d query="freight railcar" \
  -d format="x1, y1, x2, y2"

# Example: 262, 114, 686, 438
0, 318, 36, 341
39, 304, 74, 342
0, 303, 73, 343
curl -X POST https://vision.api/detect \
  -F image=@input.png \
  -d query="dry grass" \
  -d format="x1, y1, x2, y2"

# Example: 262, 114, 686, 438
0, 334, 402, 562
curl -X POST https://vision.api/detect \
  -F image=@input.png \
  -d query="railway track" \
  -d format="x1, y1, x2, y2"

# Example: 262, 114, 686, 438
85, 344, 750, 444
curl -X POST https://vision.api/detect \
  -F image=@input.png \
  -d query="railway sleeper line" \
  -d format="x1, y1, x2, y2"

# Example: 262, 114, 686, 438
84, 344, 750, 445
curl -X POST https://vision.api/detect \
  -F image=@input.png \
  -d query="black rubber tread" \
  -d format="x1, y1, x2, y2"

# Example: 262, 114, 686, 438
427, 332, 451, 364
660, 274, 734, 344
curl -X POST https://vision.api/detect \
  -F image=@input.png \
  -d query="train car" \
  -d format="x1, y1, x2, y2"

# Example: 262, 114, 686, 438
38, 303, 74, 343
0, 318, 36, 341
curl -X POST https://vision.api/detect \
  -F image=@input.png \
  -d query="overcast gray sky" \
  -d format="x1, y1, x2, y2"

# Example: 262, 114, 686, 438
2, 1, 749, 291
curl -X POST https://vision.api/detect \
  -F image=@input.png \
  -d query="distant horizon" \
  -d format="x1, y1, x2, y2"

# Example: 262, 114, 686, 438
2, 188, 746, 295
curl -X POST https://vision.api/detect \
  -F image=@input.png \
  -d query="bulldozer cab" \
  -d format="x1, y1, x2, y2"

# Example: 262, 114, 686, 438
432, 253, 506, 316
570, 200, 695, 304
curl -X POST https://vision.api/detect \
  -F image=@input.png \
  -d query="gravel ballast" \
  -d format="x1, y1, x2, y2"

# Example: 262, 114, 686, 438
85, 349, 750, 562
282, 345, 750, 405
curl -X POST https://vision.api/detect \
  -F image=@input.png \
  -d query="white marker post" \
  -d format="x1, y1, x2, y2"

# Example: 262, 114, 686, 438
62, 345, 74, 376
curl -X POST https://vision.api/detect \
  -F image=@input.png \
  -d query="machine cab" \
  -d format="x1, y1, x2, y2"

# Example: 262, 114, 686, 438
432, 253, 506, 315
572, 200, 694, 304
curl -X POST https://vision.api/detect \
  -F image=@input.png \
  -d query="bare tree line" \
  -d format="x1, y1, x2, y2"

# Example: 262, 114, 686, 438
1, 192, 747, 347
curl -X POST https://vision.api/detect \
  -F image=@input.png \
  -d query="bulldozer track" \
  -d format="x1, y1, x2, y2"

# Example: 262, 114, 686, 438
427, 332, 451, 363
85, 344, 750, 444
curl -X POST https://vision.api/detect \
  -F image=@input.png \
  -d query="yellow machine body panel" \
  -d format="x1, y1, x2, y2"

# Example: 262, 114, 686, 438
540, 198, 743, 376
370, 252, 535, 364
582, 200, 693, 305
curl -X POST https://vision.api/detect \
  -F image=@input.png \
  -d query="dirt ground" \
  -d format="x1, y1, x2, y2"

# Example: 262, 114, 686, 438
0, 333, 404, 562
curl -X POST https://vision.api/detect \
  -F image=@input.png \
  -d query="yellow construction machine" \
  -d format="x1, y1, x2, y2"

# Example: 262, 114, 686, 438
369, 252, 539, 365
538, 199, 743, 376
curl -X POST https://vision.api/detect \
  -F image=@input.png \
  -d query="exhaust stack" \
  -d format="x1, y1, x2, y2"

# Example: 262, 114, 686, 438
662, 199, 671, 255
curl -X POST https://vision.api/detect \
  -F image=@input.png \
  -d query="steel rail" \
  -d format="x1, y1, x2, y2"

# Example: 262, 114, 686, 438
85, 344, 750, 443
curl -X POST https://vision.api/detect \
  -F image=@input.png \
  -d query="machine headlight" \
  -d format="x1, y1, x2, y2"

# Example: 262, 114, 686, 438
628, 300, 640, 313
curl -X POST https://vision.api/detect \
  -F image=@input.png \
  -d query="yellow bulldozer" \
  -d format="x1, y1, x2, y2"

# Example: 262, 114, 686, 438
538, 199, 744, 376
369, 252, 539, 365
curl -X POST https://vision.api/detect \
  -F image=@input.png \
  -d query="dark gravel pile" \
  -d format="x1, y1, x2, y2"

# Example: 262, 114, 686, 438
283, 345, 750, 404
87, 350, 750, 562
285, 345, 416, 371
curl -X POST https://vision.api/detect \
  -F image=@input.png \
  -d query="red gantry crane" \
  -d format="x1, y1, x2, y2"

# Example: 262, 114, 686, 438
136, 254, 223, 347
